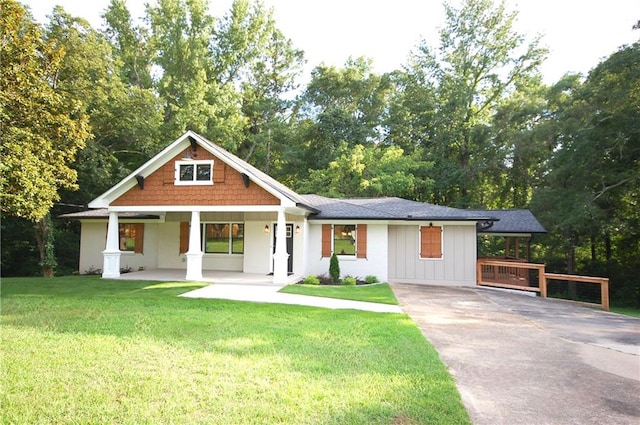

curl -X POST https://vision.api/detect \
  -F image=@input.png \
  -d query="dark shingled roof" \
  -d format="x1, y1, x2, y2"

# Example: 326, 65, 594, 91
301, 195, 496, 221
471, 209, 547, 234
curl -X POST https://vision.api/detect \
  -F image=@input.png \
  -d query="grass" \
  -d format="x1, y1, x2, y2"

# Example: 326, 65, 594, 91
610, 306, 640, 318
280, 283, 399, 305
1, 276, 470, 425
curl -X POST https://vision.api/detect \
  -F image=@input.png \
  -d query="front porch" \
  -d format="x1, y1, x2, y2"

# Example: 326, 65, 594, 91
113, 268, 301, 286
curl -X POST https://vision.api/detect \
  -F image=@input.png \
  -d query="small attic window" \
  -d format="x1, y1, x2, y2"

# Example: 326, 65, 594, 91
175, 160, 213, 185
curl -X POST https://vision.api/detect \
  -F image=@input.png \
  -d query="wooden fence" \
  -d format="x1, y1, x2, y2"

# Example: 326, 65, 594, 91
477, 259, 610, 311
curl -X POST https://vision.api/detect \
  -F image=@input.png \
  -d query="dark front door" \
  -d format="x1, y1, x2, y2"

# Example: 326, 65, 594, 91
273, 223, 293, 273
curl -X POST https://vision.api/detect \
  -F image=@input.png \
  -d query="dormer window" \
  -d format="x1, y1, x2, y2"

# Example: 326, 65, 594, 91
175, 160, 213, 185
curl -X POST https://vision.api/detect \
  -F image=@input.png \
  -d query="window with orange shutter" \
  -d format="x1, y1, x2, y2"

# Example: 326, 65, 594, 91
420, 225, 442, 259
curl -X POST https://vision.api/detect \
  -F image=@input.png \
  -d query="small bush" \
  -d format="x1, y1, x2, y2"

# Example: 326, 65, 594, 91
329, 252, 340, 282
342, 276, 357, 286
365, 275, 380, 284
303, 275, 320, 285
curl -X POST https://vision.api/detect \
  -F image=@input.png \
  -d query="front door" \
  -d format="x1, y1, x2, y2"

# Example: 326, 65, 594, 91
273, 223, 294, 274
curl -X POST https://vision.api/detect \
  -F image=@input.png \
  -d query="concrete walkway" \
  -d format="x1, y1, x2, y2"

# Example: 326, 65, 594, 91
391, 283, 640, 425
180, 283, 403, 313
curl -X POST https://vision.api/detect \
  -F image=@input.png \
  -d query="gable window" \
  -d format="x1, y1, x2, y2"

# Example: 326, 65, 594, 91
334, 225, 356, 256
420, 225, 442, 259
175, 160, 213, 185
119, 223, 144, 253
203, 223, 244, 254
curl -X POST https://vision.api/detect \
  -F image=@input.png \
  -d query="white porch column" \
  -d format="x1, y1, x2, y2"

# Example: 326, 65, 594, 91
102, 211, 121, 278
185, 211, 203, 281
272, 208, 289, 284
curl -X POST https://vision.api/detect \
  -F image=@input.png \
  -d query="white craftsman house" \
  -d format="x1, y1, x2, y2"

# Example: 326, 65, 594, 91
63, 131, 545, 286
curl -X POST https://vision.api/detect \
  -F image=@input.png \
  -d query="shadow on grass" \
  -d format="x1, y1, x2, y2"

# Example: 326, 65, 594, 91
2, 276, 470, 424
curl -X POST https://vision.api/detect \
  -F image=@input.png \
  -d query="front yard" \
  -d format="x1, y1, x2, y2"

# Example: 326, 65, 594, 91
1, 276, 470, 424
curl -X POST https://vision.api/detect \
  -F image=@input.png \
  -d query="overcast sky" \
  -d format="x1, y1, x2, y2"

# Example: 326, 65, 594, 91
21, 0, 640, 84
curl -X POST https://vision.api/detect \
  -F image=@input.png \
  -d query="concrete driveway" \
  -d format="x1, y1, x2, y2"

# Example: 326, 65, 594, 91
391, 283, 640, 425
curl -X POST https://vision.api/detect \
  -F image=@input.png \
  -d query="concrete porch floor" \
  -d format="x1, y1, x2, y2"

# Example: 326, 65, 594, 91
114, 268, 300, 286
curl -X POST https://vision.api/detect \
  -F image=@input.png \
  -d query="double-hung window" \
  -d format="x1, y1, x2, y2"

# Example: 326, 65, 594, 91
203, 223, 244, 254
175, 160, 213, 185
333, 224, 357, 256
118, 223, 144, 253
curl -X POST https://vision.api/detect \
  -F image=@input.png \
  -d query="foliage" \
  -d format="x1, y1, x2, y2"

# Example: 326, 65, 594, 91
365, 275, 381, 284
0, 0, 90, 223
1, 276, 469, 424
341, 276, 357, 286
302, 275, 320, 285
329, 252, 340, 282
280, 282, 399, 305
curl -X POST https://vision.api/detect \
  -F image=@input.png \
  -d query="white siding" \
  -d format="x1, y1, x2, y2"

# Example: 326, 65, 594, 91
79, 220, 159, 274
305, 222, 388, 281
388, 223, 477, 286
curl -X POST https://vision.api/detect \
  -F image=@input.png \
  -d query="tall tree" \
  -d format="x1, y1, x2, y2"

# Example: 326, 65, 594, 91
0, 0, 90, 276
290, 57, 392, 177
147, 0, 216, 137
102, 0, 153, 89
532, 43, 640, 305
400, 0, 547, 207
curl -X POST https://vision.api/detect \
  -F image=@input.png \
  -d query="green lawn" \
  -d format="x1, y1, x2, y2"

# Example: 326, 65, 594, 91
610, 306, 640, 318
1, 276, 469, 424
280, 283, 399, 305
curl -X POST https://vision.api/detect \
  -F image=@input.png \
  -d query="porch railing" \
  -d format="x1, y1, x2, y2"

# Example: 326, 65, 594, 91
476, 259, 610, 311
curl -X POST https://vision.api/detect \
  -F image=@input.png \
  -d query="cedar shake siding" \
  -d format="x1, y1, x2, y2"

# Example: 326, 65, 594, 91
111, 150, 279, 207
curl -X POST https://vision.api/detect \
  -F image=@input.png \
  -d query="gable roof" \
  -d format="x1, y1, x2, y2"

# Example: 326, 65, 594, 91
301, 195, 496, 221
471, 209, 546, 234
88, 131, 317, 211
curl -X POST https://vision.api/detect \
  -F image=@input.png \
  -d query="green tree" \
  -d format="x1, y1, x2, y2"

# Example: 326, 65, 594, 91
400, 0, 547, 207
0, 0, 90, 276
292, 58, 393, 175
103, 0, 153, 88
298, 143, 430, 199
532, 43, 640, 305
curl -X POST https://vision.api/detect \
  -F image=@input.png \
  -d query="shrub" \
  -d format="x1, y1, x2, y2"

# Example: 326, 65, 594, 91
303, 275, 320, 285
342, 276, 357, 286
365, 275, 380, 284
329, 252, 340, 282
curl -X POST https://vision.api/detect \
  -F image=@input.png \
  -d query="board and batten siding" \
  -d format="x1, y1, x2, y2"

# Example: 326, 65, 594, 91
388, 223, 477, 286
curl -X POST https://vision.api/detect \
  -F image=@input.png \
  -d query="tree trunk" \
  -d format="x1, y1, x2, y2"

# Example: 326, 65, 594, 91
34, 214, 56, 277
567, 233, 578, 299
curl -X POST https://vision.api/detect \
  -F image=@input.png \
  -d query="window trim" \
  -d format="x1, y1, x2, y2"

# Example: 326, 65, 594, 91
201, 222, 244, 255
174, 160, 214, 186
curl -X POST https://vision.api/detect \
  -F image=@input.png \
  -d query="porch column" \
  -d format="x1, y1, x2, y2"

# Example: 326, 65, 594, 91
185, 211, 203, 281
272, 208, 289, 284
102, 211, 121, 278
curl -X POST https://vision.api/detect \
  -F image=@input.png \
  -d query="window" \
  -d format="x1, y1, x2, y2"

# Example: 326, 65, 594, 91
175, 160, 213, 185
420, 225, 442, 259
203, 223, 244, 254
334, 224, 356, 256
322, 224, 367, 258
119, 223, 144, 253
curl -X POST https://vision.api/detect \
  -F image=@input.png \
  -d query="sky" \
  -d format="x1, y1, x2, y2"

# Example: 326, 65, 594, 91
21, 0, 640, 84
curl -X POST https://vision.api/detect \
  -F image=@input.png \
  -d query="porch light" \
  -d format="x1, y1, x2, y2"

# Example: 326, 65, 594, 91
182, 150, 193, 160
264, 225, 270, 233
295, 225, 301, 234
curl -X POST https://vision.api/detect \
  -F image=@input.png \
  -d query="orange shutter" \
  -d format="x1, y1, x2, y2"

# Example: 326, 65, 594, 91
356, 224, 367, 258
420, 226, 442, 258
134, 223, 144, 254
321, 224, 332, 257
213, 162, 225, 183
179, 222, 189, 254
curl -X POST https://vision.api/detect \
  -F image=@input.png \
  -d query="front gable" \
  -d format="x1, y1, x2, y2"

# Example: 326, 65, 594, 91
89, 131, 300, 209
111, 148, 279, 207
